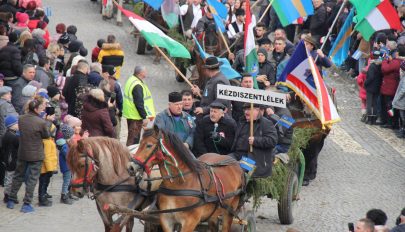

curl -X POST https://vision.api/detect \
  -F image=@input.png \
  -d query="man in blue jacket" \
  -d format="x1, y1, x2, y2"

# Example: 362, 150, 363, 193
154, 92, 195, 150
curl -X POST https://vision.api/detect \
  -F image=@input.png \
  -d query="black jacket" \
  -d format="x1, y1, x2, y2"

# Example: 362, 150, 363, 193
0, 42, 23, 77
309, 4, 328, 38
63, 71, 88, 117
200, 71, 231, 115
194, 115, 236, 157
364, 61, 383, 94
259, 60, 276, 85
1, 129, 19, 171
232, 116, 278, 178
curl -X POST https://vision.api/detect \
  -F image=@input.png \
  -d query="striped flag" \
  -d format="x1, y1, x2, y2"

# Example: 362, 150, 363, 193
349, 0, 381, 23
329, 9, 355, 66
272, 0, 314, 27
244, 0, 259, 88
278, 41, 340, 125
161, 0, 179, 28
114, 2, 190, 58
354, 0, 402, 41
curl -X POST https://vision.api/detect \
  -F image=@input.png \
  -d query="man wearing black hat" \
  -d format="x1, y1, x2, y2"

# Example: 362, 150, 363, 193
191, 57, 231, 116
155, 92, 195, 149
303, 35, 331, 74
230, 103, 278, 178
227, 8, 245, 42
194, 101, 236, 157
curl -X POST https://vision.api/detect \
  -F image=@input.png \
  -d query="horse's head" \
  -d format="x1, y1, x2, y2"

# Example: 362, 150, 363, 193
67, 139, 99, 198
127, 125, 164, 177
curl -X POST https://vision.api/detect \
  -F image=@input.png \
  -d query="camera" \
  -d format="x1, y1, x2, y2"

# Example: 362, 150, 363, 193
348, 222, 354, 232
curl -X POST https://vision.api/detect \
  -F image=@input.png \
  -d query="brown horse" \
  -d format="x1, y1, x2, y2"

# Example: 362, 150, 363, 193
128, 126, 245, 232
67, 137, 160, 232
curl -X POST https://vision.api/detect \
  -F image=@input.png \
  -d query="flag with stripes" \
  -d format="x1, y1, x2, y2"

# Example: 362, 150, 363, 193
278, 41, 340, 125
329, 9, 354, 66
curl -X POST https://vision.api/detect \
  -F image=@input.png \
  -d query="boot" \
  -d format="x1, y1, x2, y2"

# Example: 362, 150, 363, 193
396, 128, 405, 138
60, 194, 73, 205
360, 114, 367, 123
68, 192, 79, 201
38, 196, 52, 207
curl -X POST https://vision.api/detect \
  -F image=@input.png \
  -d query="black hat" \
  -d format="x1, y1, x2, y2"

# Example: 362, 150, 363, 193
242, 103, 261, 109
203, 57, 222, 69
58, 32, 70, 45
46, 86, 60, 98
102, 65, 116, 76
235, 8, 245, 16
8, 31, 19, 43
210, 102, 226, 110
68, 40, 83, 53
168, 92, 183, 103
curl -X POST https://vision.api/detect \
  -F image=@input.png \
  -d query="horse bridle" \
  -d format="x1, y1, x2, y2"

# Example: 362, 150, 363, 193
131, 133, 163, 175
70, 151, 98, 192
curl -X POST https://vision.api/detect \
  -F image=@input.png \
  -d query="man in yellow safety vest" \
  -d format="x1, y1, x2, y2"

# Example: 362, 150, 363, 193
122, 66, 155, 146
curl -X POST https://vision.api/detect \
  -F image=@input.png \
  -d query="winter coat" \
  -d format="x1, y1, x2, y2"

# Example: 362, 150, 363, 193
108, 76, 123, 114
258, 60, 276, 85
200, 71, 231, 115
5, 76, 29, 114
309, 3, 328, 39
364, 61, 383, 94
56, 139, 69, 174
269, 51, 290, 83
155, 109, 196, 148
194, 115, 236, 157
231, 115, 278, 178
356, 72, 367, 100
62, 71, 88, 117
380, 58, 401, 96
1, 129, 19, 171
393, 75, 405, 110
97, 43, 124, 79
41, 123, 58, 174
18, 112, 50, 161
0, 42, 23, 77
81, 95, 115, 138
0, 98, 18, 136
34, 66, 54, 88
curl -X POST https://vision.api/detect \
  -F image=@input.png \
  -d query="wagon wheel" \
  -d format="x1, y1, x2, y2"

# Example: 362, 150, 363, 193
137, 36, 147, 55
278, 170, 299, 225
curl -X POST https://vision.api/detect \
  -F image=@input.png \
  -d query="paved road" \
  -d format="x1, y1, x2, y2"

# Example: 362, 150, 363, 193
0, 1, 404, 231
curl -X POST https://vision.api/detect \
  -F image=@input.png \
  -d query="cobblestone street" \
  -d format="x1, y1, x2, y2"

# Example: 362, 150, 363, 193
0, 1, 404, 231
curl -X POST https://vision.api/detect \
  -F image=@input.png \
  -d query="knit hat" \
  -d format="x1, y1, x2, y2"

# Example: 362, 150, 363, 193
16, 12, 29, 25
89, 88, 105, 102
0, 86, 12, 97
28, 80, 42, 89
58, 32, 70, 45
8, 31, 19, 43
22, 85, 37, 97
257, 47, 268, 60
65, 115, 82, 128
5, 115, 18, 128
32, 28, 45, 38
79, 46, 88, 57
168, 92, 182, 103
68, 40, 83, 53
47, 86, 60, 99
37, 91, 49, 100
61, 124, 74, 140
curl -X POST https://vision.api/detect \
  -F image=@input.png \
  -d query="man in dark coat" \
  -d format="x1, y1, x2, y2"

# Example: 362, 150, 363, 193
191, 57, 231, 116
5, 64, 35, 114
231, 104, 278, 178
0, 32, 22, 79
309, 0, 328, 44
62, 60, 89, 117
364, 54, 383, 124
194, 102, 236, 157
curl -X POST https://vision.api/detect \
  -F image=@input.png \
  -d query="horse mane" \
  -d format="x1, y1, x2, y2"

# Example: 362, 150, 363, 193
143, 128, 203, 172
67, 137, 130, 176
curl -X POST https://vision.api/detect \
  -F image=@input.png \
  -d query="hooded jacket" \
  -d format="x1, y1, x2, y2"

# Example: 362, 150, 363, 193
81, 95, 115, 138
97, 43, 124, 79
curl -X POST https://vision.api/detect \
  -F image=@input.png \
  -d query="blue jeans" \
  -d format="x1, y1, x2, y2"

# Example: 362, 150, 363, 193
62, 171, 71, 194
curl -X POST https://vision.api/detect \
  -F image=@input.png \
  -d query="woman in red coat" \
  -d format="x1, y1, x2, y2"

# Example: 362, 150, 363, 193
380, 50, 402, 129
357, 67, 368, 122
81, 89, 115, 138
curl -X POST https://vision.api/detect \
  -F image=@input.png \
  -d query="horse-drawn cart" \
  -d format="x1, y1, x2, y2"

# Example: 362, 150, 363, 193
101, 126, 308, 232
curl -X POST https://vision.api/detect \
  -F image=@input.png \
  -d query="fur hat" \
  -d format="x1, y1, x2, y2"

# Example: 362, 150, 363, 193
22, 85, 37, 97
89, 88, 105, 102
4, 115, 18, 128
168, 92, 182, 103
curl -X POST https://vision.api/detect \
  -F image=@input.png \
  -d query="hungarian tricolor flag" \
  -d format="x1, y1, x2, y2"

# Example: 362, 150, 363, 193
354, 0, 401, 41
114, 2, 190, 59
244, 0, 258, 88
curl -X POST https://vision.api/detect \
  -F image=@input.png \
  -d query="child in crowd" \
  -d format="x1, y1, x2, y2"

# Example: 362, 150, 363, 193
357, 67, 368, 122
92, 39, 105, 62
1, 115, 19, 203
56, 124, 74, 204
38, 107, 58, 207
64, 115, 88, 144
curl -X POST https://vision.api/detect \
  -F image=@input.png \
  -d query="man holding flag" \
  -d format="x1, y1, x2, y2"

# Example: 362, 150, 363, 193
179, 0, 203, 38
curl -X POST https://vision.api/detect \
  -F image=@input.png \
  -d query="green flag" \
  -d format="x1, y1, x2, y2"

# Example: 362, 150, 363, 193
350, 0, 381, 23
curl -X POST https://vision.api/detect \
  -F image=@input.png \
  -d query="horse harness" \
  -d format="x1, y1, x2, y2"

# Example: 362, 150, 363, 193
131, 132, 246, 221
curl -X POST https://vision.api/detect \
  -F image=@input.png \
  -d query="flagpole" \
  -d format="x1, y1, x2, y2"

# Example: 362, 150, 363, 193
315, 0, 347, 63
219, 30, 232, 55
249, 102, 254, 153
304, 42, 325, 126
257, 0, 275, 24
154, 45, 197, 92
178, 3, 186, 39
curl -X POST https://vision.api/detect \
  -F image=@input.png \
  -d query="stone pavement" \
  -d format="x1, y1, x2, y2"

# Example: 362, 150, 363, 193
0, 1, 404, 231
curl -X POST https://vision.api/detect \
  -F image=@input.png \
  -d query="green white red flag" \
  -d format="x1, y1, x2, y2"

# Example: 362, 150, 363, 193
244, 0, 258, 88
